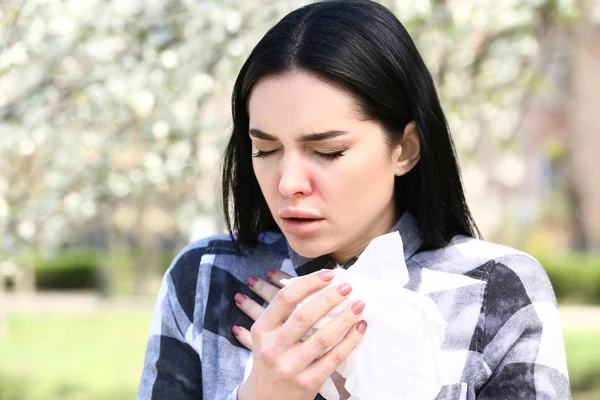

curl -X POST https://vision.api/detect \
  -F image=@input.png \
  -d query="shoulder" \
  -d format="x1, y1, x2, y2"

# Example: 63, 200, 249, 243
417, 236, 556, 305
164, 234, 238, 277
165, 231, 289, 281
159, 232, 288, 323
158, 235, 239, 324
461, 237, 555, 305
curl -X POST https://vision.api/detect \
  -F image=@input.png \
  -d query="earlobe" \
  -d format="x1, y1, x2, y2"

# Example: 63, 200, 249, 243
394, 121, 421, 176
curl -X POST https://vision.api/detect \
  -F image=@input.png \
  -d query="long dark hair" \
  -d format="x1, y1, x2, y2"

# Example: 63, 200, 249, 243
222, 0, 480, 251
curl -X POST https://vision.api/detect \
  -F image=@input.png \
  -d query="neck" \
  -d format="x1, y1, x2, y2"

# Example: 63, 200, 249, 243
329, 207, 398, 265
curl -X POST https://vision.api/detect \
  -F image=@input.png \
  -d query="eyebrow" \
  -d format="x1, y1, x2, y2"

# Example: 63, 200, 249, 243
249, 128, 348, 142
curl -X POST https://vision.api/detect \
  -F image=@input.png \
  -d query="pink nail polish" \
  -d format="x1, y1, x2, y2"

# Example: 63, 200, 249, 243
351, 300, 365, 315
234, 293, 246, 304
337, 283, 352, 296
232, 325, 241, 336
356, 320, 367, 334
247, 276, 258, 287
266, 270, 276, 279
318, 270, 334, 281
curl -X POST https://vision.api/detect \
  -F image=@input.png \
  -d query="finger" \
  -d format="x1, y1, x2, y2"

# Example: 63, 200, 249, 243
234, 292, 266, 322
247, 276, 280, 303
256, 269, 335, 330
278, 281, 353, 348
305, 319, 367, 378
266, 269, 293, 288
232, 325, 253, 350
295, 300, 365, 363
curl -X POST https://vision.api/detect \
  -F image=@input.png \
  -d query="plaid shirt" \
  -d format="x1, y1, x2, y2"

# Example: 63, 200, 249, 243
138, 213, 570, 400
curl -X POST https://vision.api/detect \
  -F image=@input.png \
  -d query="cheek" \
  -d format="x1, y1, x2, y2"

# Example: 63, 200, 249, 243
318, 152, 395, 205
252, 161, 279, 199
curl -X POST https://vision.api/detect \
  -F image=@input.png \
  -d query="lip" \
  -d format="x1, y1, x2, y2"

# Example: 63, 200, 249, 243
279, 209, 325, 235
280, 217, 325, 236
279, 209, 323, 219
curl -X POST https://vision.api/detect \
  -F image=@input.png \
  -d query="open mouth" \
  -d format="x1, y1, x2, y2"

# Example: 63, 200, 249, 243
281, 217, 325, 235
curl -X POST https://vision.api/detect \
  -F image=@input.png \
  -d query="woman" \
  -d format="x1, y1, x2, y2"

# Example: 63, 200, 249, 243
138, 1, 570, 399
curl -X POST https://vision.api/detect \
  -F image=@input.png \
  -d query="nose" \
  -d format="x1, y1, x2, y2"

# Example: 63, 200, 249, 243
278, 152, 312, 198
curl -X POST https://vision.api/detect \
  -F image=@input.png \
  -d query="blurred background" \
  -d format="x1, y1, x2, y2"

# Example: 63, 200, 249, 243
0, 0, 598, 399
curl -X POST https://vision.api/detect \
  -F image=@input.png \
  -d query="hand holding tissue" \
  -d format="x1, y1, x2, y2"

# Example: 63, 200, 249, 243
280, 232, 448, 400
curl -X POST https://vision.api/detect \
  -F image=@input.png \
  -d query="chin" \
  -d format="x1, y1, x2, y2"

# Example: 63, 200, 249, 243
286, 235, 335, 259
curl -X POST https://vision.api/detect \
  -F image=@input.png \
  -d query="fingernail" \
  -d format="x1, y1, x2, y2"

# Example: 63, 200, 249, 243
356, 320, 367, 334
234, 293, 246, 304
247, 276, 258, 287
266, 269, 276, 279
318, 270, 334, 281
337, 283, 352, 296
232, 325, 241, 336
351, 300, 365, 315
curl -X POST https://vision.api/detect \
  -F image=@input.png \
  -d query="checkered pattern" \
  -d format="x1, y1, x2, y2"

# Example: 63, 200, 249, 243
137, 213, 570, 399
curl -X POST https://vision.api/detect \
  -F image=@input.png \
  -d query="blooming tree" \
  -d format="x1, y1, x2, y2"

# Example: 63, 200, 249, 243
0, 0, 577, 290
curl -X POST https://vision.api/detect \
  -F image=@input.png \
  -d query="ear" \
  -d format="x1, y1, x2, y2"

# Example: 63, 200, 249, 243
391, 121, 420, 176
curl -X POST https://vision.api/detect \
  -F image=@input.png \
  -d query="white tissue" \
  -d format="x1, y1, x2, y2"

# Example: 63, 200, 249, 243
280, 232, 448, 400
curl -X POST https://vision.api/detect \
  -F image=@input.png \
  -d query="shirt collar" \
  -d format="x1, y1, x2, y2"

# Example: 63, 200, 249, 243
288, 212, 422, 276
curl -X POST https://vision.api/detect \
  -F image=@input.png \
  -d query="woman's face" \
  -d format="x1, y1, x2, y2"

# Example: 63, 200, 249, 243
248, 71, 410, 263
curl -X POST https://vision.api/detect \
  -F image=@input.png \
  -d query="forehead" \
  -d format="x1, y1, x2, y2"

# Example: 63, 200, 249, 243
248, 71, 362, 131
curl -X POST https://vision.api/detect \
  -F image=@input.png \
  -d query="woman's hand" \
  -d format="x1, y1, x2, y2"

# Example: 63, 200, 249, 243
232, 269, 291, 349
234, 270, 353, 399
233, 269, 366, 400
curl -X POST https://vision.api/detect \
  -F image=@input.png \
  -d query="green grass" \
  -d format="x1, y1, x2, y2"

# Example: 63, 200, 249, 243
0, 311, 152, 400
0, 311, 598, 399
564, 327, 600, 398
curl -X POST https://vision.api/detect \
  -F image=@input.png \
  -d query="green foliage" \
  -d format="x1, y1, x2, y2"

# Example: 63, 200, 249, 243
31, 248, 176, 292
28, 248, 600, 305
33, 249, 99, 290
101, 247, 177, 294
157, 249, 179, 275
537, 253, 600, 304
544, 137, 567, 162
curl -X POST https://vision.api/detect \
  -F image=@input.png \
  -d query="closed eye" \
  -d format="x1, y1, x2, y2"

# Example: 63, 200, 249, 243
252, 149, 346, 161
313, 150, 345, 160
252, 149, 278, 158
